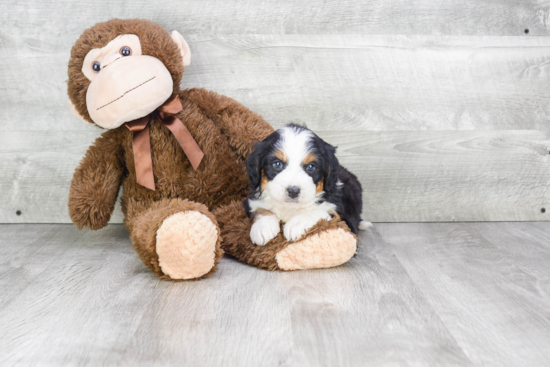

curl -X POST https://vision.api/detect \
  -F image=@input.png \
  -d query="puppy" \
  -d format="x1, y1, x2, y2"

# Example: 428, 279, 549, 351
244, 124, 371, 246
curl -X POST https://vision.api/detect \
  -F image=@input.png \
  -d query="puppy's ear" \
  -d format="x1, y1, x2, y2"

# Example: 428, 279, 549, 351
322, 142, 340, 193
246, 142, 263, 196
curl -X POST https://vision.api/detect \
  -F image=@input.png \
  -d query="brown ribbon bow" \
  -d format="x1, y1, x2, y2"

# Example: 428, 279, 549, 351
125, 95, 204, 191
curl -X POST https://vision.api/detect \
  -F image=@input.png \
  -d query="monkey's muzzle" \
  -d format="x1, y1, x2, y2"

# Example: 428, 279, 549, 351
86, 55, 174, 129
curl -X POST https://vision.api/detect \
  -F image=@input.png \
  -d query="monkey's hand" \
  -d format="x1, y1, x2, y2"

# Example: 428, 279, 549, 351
68, 130, 124, 230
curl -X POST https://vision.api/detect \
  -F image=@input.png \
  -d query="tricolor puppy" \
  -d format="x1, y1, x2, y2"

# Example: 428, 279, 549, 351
244, 124, 371, 246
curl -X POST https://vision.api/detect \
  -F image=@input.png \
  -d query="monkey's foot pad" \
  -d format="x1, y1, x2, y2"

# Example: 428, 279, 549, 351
276, 227, 357, 270
156, 211, 218, 280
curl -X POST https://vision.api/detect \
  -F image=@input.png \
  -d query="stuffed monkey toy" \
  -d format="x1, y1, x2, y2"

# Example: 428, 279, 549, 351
67, 19, 357, 281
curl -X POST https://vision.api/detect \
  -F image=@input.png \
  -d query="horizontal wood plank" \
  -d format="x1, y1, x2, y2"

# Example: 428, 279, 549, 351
2, 0, 548, 36
0, 131, 125, 223
320, 130, 550, 222
185, 36, 550, 131
2, 7, 549, 224
1, 130, 548, 223
2, 36, 550, 131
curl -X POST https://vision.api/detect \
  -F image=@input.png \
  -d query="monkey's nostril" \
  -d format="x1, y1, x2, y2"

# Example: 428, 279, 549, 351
286, 186, 301, 199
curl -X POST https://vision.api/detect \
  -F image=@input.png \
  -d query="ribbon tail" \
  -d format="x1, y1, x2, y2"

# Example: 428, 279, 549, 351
127, 117, 155, 190
163, 116, 204, 171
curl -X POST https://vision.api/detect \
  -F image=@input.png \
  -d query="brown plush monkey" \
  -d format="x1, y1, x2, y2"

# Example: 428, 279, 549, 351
67, 19, 357, 281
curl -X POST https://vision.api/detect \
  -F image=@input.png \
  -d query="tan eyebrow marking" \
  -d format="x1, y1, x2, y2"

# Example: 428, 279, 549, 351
303, 153, 317, 165
274, 150, 287, 162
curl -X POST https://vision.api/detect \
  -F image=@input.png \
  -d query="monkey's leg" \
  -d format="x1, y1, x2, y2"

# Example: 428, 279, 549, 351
214, 201, 357, 271
128, 198, 223, 280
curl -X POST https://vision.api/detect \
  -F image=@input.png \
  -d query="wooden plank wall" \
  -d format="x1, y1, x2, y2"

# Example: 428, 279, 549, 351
1, 0, 549, 223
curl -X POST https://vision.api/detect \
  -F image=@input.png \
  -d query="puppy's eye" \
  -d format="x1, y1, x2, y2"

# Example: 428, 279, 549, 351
120, 46, 132, 56
305, 163, 316, 172
273, 160, 283, 170
92, 61, 101, 72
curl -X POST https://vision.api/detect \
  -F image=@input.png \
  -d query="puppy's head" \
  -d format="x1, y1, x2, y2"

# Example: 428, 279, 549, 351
247, 124, 340, 206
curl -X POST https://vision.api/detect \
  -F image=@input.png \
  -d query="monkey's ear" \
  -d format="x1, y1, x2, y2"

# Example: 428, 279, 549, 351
67, 99, 93, 126
170, 30, 191, 67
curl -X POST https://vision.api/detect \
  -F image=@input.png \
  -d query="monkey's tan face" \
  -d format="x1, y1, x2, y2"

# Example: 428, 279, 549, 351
82, 35, 174, 129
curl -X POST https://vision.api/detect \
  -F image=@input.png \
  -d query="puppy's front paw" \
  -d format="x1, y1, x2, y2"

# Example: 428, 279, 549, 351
250, 215, 280, 246
284, 211, 332, 242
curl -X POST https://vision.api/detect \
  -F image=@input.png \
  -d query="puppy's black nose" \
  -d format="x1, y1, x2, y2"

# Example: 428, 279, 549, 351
286, 186, 301, 199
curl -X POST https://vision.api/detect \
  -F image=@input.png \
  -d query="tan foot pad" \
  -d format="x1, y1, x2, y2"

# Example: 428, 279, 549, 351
275, 228, 357, 271
156, 211, 218, 280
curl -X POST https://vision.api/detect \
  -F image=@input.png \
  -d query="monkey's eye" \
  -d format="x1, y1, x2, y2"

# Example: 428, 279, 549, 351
92, 61, 101, 72
273, 160, 284, 170
305, 163, 316, 172
120, 46, 132, 56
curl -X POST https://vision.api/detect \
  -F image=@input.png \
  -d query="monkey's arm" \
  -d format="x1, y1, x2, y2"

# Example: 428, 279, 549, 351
183, 88, 274, 159
68, 129, 125, 230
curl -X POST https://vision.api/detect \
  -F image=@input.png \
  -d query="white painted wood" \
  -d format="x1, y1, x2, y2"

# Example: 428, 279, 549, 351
2, 222, 550, 365
1, 3, 550, 224
0, 131, 125, 223
185, 35, 550, 131
1, 0, 548, 36
1, 130, 548, 223
3, 35, 550, 131
320, 130, 550, 222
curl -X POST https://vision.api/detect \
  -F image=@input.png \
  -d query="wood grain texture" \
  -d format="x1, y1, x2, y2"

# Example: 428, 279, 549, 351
1, 4, 550, 224
185, 36, 550, 131
1, 222, 550, 365
1, 0, 549, 36
319, 130, 550, 222
3, 35, 550, 131
376, 222, 550, 366
0, 131, 124, 223
2, 130, 548, 223
0, 224, 470, 366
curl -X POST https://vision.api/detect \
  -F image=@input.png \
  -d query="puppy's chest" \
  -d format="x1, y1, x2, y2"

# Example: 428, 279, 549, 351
253, 197, 336, 223
270, 203, 301, 223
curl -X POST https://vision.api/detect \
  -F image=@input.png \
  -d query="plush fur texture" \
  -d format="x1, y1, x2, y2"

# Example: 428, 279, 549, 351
215, 201, 357, 271
67, 19, 358, 280
129, 198, 223, 281
68, 19, 184, 125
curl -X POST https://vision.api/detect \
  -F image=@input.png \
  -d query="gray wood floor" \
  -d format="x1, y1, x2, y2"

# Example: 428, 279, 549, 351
1, 223, 549, 366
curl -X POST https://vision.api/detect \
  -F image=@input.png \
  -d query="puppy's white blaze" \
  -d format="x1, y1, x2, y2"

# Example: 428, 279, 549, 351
267, 126, 317, 206
359, 221, 373, 231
